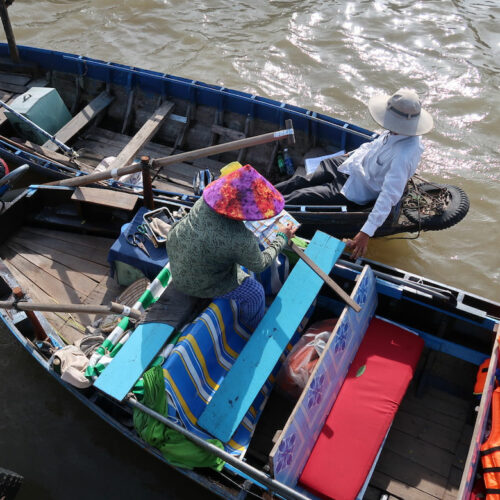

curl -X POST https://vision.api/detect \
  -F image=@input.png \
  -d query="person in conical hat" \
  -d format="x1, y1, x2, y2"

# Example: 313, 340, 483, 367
165, 164, 296, 330
276, 88, 433, 259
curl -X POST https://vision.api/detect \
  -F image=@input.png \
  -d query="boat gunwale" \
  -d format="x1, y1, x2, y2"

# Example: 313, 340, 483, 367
0, 43, 376, 145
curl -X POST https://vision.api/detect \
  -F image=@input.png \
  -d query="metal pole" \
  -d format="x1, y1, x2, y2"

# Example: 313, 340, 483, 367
0, 0, 19, 63
128, 398, 311, 500
0, 99, 76, 156
335, 258, 453, 301
0, 299, 143, 320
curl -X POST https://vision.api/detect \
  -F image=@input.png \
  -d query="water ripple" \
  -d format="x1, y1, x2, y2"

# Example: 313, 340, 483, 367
7, 0, 500, 298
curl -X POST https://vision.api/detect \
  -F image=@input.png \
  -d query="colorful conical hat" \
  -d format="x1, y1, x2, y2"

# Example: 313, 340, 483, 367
203, 164, 284, 221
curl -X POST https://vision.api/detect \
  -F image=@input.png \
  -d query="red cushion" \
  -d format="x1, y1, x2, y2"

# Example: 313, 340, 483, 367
298, 318, 424, 500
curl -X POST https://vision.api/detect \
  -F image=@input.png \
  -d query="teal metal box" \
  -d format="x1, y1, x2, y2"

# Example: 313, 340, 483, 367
5, 87, 71, 145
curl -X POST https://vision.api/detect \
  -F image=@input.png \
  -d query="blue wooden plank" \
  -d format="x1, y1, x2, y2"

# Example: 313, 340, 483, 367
94, 322, 173, 401
198, 231, 344, 442
382, 319, 489, 366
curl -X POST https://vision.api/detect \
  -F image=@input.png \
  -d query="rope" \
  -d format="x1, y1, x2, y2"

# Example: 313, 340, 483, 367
386, 178, 422, 241
385, 175, 450, 241
217, 470, 265, 500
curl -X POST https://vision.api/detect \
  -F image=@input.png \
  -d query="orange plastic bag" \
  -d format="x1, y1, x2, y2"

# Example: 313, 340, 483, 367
277, 318, 338, 399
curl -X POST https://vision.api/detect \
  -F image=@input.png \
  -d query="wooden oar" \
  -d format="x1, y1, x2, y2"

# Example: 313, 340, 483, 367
0, 298, 143, 320
0, 0, 20, 63
289, 241, 361, 312
0, 134, 89, 173
48, 121, 295, 188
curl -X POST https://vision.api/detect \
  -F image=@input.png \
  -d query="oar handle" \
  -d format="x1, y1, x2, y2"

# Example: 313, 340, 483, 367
0, 298, 143, 320
108, 302, 143, 320
290, 242, 361, 312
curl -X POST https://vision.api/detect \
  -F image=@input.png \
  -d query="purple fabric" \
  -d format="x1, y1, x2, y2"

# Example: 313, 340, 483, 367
216, 277, 265, 330
203, 164, 284, 221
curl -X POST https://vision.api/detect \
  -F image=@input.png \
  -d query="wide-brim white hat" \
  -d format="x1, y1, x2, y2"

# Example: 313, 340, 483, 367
368, 88, 434, 136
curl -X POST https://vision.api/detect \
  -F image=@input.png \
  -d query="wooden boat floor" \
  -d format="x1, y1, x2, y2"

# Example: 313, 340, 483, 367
0, 226, 121, 344
365, 353, 476, 500
73, 127, 224, 196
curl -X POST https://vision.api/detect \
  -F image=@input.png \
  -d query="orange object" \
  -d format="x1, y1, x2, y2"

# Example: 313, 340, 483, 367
12, 286, 47, 341
0, 158, 9, 178
277, 318, 337, 399
481, 387, 500, 499
475, 359, 491, 395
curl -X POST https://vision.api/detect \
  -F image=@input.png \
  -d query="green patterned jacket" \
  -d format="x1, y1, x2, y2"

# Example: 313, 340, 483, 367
165, 198, 286, 297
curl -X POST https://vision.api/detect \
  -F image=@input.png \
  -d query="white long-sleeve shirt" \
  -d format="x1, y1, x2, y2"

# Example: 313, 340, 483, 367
339, 131, 423, 237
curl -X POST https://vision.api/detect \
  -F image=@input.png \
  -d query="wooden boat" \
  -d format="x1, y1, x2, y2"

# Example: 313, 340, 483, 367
0, 184, 498, 499
0, 43, 470, 239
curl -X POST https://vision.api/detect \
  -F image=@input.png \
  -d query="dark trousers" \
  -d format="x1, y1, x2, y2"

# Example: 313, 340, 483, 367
276, 156, 360, 207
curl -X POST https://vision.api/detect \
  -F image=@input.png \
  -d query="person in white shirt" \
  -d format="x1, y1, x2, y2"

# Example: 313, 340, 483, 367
276, 88, 434, 258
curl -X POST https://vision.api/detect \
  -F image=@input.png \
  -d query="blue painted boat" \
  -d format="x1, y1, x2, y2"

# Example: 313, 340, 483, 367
0, 43, 469, 239
0, 185, 497, 499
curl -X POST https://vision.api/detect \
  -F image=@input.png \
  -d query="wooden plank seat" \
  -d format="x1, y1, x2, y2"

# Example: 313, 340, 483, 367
106, 100, 174, 171
71, 187, 138, 211
94, 321, 174, 401
43, 91, 114, 151
198, 231, 345, 442
73, 127, 205, 195
298, 318, 424, 500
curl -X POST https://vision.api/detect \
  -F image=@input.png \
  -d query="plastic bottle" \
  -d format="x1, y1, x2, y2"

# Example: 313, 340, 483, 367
277, 152, 286, 174
283, 148, 294, 175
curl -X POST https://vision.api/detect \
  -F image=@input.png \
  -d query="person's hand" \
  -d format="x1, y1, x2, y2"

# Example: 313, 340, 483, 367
277, 222, 297, 241
344, 231, 370, 260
